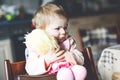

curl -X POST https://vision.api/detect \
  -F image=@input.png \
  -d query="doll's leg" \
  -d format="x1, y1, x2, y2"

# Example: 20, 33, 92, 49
57, 68, 74, 80
71, 65, 87, 80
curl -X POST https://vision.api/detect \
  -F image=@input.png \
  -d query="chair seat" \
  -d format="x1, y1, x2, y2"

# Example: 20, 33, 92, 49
18, 73, 56, 80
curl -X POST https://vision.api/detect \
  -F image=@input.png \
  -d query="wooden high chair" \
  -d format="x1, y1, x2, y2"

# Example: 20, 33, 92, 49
4, 59, 56, 80
83, 47, 99, 80
4, 47, 99, 80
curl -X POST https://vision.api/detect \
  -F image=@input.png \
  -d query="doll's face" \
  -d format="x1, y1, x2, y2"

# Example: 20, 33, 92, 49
45, 16, 68, 43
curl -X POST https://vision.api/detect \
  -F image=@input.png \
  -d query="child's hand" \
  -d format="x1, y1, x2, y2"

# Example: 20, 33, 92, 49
45, 48, 65, 68
65, 51, 77, 65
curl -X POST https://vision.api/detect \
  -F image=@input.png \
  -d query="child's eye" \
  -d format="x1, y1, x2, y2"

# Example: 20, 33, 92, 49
55, 28, 60, 30
64, 27, 67, 30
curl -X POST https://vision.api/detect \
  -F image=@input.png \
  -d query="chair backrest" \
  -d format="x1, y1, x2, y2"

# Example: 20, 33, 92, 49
83, 47, 99, 80
4, 60, 26, 80
4, 47, 99, 80
4, 59, 56, 80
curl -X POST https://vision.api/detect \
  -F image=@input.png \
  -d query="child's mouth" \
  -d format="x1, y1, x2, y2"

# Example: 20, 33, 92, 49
60, 37, 66, 42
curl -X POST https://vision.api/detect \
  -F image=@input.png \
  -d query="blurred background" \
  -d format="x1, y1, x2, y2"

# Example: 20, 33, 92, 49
0, 0, 120, 80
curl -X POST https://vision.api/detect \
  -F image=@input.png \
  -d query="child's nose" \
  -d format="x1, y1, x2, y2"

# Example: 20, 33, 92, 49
60, 28, 66, 34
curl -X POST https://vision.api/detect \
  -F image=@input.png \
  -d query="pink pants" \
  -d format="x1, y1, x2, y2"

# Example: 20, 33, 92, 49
57, 65, 87, 80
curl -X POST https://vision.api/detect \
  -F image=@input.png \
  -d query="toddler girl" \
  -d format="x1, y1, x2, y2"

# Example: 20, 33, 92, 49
25, 3, 87, 80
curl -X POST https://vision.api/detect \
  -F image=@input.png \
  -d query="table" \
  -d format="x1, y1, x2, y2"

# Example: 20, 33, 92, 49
98, 45, 120, 80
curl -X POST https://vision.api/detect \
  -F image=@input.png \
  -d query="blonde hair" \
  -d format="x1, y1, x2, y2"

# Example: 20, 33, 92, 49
25, 29, 59, 55
32, 3, 68, 29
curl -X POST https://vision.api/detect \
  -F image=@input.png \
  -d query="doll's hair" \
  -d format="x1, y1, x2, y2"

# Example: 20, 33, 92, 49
32, 3, 68, 29
25, 29, 59, 55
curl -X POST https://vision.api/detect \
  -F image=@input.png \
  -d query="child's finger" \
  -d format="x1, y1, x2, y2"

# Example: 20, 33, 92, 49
70, 38, 74, 44
56, 50, 65, 57
55, 47, 60, 53
56, 54, 65, 61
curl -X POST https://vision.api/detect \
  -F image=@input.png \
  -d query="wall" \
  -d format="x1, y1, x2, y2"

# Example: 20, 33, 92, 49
2, 0, 40, 14
68, 13, 120, 66
68, 13, 120, 50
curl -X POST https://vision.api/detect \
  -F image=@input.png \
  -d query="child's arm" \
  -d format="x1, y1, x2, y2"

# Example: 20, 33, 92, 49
44, 49, 65, 68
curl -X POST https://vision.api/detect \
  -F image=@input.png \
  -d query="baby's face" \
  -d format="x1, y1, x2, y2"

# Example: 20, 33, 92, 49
45, 16, 68, 43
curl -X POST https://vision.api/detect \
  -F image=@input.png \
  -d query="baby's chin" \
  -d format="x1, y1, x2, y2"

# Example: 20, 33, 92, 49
60, 35, 69, 42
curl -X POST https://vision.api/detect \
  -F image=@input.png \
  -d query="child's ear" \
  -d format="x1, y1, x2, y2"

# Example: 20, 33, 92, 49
31, 23, 35, 28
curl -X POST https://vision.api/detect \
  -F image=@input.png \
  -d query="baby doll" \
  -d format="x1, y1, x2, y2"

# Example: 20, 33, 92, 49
24, 29, 87, 80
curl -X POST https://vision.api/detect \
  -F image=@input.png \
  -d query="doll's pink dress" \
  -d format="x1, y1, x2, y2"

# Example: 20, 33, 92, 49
47, 38, 87, 80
